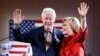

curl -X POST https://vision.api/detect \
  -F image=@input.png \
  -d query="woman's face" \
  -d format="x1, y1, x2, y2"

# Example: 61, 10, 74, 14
62, 21, 73, 36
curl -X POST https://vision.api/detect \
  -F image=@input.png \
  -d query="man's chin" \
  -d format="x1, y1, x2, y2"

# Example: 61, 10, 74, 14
44, 26, 53, 31
46, 25, 52, 28
46, 27, 52, 29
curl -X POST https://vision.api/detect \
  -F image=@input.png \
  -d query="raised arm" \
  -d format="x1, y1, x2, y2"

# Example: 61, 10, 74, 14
78, 2, 89, 32
12, 9, 32, 43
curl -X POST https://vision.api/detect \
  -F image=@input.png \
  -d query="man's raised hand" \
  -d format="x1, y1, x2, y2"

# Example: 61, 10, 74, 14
13, 9, 25, 24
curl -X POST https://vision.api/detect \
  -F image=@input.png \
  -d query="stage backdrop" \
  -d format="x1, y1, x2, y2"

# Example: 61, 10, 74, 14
0, 0, 100, 56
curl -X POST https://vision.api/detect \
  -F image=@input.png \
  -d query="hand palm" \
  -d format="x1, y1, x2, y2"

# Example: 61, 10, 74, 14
79, 8, 87, 16
78, 2, 89, 16
13, 9, 24, 24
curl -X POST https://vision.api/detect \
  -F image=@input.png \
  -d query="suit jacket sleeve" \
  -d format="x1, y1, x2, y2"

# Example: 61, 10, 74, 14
13, 27, 36, 43
79, 27, 88, 43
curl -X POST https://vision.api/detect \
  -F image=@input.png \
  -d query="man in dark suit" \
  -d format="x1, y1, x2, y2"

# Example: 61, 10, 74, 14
12, 8, 64, 56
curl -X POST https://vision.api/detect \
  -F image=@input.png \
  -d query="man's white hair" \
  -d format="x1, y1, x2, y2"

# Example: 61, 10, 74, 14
41, 8, 56, 19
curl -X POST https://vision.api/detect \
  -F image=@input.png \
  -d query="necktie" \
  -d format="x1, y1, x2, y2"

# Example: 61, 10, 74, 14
44, 32, 52, 51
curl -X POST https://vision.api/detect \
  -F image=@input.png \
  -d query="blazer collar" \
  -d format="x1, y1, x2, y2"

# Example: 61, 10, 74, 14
40, 26, 54, 33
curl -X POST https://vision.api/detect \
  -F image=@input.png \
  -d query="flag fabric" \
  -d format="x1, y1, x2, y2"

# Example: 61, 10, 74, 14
9, 20, 35, 41
9, 41, 32, 56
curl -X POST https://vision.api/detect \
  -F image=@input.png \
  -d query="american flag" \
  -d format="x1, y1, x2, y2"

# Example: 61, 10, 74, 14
9, 19, 62, 56
8, 20, 35, 56
9, 20, 35, 41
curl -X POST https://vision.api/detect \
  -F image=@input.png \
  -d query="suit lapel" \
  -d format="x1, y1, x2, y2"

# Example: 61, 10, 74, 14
38, 26, 46, 50
52, 28, 60, 45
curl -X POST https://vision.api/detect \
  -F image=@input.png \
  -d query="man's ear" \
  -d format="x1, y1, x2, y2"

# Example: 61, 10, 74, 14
53, 19, 56, 23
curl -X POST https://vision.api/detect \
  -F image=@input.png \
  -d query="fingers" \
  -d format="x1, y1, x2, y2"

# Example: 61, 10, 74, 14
84, 2, 87, 9
13, 9, 22, 16
86, 6, 89, 11
78, 7, 81, 13
13, 11, 15, 18
80, 2, 83, 9
80, 2, 89, 9
16, 9, 21, 16
19, 9, 22, 16
13, 10, 17, 21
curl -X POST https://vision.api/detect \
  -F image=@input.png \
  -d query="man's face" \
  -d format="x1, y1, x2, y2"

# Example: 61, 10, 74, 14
42, 13, 55, 31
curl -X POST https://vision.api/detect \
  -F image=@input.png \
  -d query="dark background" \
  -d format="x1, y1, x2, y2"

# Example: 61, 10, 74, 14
0, 0, 100, 56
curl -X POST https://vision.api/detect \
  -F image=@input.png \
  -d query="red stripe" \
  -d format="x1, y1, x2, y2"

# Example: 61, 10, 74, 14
12, 45, 28, 48
9, 51, 26, 54
55, 20, 63, 23
34, 20, 62, 23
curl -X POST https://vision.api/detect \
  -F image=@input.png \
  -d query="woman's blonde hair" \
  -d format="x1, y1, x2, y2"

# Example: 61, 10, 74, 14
63, 17, 80, 33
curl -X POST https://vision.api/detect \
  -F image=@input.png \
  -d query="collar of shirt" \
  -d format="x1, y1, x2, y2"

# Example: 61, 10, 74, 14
44, 27, 53, 33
